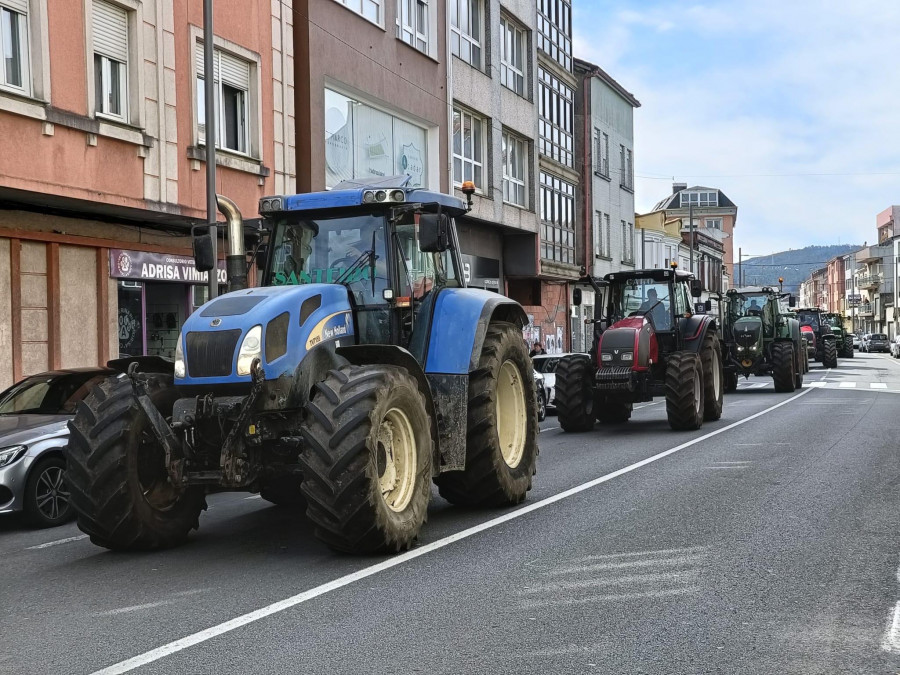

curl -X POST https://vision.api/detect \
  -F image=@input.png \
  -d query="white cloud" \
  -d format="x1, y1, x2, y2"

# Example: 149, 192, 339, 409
574, 0, 900, 253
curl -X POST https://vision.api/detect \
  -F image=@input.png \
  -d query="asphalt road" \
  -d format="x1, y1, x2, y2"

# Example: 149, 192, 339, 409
3, 353, 900, 674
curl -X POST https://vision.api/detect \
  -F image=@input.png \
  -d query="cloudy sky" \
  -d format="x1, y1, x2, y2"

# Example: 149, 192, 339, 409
572, 1, 900, 256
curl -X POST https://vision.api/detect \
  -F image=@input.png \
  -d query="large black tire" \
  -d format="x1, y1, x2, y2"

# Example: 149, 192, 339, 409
536, 389, 547, 423
665, 352, 704, 431
793, 342, 804, 390
555, 356, 596, 432
822, 339, 838, 368
434, 322, 539, 507
260, 474, 307, 508
724, 370, 739, 393
701, 333, 723, 421
66, 374, 206, 550
24, 455, 74, 528
299, 365, 432, 554
844, 336, 854, 358
772, 342, 796, 393
596, 398, 632, 424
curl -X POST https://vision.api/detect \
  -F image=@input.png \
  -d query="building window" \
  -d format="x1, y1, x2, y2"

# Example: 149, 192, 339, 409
502, 130, 527, 207
196, 44, 251, 154
333, 0, 381, 24
618, 145, 633, 190
325, 88, 429, 189
538, 67, 573, 167
453, 107, 485, 190
621, 220, 634, 264
450, 0, 480, 68
593, 129, 609, 177
397, 0, 428, 53
0, 2, 28, 93
500, 16, 525, 97
540, 172, 575, 264
92, 0, 128, 120
680, 190, 717, 207
594, 211, 610, 258
706, 217, 722, 230
536, 0, 571, 71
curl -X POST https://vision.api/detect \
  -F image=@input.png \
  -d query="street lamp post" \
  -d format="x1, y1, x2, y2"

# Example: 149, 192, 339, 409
203, 0, 218, 300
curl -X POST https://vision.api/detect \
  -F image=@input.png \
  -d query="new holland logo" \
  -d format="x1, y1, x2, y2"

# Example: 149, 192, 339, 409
210, 318, 222, 327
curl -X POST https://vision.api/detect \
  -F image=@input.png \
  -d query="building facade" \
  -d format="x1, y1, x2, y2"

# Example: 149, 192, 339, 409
0, 0, 294, 389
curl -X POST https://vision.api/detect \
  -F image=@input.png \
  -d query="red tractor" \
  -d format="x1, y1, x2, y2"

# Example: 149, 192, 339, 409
556, 268, 724, 431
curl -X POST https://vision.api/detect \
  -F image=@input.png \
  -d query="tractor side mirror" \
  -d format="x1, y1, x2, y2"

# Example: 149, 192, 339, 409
255, 244, 268, 271
690, 279, 703, 298
704, 299, 712, 311
789, 295, 796, 308
419, 213, 450, 252
573, 288, 582, 306
192, 226, 216, 273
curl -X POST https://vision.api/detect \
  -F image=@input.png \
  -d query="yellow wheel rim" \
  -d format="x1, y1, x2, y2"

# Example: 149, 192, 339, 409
496, 360, 527, 468
376, 408, 417, 513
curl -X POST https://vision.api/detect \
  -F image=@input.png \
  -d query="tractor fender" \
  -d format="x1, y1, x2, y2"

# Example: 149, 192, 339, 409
425, 288, 527, 375
681, 315, 717, 353
336, 344, 441, 476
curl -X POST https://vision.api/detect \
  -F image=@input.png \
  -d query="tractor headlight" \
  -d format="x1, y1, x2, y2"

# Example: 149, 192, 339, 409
601, 353, 613, 362
174, 334, 185, 379
736, 346, 744, 352
237, 325, 262, 376
621, 352, 634, 362
749, 345, 758, 352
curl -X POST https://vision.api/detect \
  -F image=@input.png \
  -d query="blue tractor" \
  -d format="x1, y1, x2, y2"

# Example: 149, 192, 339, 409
66, 178, 539, 554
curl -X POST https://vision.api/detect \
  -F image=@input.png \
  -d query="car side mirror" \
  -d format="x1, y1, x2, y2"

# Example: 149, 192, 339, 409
789, 295, 796, 307
192, 226, 216, 273
573, 288, 582, 306
419, 213, 451, 253
690, 279, 703, 298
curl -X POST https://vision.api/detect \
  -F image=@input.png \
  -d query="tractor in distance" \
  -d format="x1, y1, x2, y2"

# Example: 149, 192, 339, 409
721, 286, 807, 393
554, 266, 723, 432
66, 177, 539, 554
822, 312, 854, 358
794, 307, 839, 368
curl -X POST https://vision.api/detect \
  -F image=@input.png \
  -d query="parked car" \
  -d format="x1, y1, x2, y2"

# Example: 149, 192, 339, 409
851, 334, 861, 349
0, 368, 112, 527
891, 336, 900, 359
534, 371, 547, 422
532, 353, 573, 411
866, 333, 890, 353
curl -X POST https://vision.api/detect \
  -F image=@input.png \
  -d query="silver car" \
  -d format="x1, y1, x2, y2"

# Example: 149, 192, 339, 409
0, 368, 112, 527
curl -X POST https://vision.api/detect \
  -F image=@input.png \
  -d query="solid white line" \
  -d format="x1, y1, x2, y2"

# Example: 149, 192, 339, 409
244, 495, 262, 500
88, 385, 814, 675
806, 382, 827, 388
539, 426, 560, 433
26, 534, 89, 550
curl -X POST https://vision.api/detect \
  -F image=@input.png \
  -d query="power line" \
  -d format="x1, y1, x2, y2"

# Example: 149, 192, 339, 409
637, 171, 900, 180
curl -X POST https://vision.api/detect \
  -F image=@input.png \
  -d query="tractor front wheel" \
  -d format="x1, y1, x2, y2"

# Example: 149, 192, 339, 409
665, 352, 705, 431
844, 336, 854, 358
724, 370, 739, 394
701, 333, 724, 421
66, 374, 206, 550
822, 339, 838, 368
299, 365, 432, 554
435, 322, 539, 507
772, 342, 796, 393
555, 356, 597, 432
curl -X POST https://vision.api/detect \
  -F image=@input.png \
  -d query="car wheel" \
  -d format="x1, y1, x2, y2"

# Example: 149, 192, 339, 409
537, 390, 547, 422
24, 455, 74, 528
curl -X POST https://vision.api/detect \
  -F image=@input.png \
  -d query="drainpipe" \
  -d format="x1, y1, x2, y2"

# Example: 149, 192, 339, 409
216, 194, 247, 292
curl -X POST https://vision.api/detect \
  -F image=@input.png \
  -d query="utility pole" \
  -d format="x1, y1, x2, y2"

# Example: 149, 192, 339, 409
204, 0, 218, 300
738, 247, 742, 287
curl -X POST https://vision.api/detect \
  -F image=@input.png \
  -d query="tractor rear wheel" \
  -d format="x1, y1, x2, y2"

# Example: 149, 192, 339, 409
555, 356, 596, 432
596, 398, 632, 424
701, 333, 723, 421
724, 371, 739, 393
772, 342, 796, 393
844, 336, 854, 358
299, 365, 432, 554
793, 345, 804, 390
822, 339, 838, 368
66, 374, 206, 550
665, 352, 705, 431
435, 322, 539, 507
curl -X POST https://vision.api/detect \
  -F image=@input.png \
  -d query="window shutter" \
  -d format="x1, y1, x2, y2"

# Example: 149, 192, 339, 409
3, 0, 29, 15
92, 0, 128, 63
195, 41, 221, 81
219, 51, 250, 90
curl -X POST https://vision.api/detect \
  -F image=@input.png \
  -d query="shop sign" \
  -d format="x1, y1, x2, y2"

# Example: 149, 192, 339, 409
109, 249, 227, 284
461, 254, 500, 289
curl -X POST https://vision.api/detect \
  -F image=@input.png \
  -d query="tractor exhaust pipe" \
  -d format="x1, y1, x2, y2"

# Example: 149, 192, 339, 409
216, 194, 247, 292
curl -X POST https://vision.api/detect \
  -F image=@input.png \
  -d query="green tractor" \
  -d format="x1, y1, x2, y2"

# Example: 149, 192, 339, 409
722, 287, 808, 393
822, 312, 854, 358
795, 307, 839, 368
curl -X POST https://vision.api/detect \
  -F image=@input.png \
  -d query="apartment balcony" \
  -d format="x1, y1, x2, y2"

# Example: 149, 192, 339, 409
858, 303, 874, 317
859, 274, 881, 289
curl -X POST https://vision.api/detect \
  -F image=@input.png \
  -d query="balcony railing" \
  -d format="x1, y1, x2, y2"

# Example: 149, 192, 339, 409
859, 274, 881, 288
858, 303, 874, 316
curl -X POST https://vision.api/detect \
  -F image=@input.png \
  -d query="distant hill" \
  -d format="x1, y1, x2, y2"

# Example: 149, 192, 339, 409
737, 245, 863, 294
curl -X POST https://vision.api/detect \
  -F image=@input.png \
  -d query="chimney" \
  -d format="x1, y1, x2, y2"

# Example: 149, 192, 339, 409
673, 182, 687, 195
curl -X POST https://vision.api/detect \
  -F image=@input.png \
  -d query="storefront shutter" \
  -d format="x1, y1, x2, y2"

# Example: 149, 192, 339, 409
92, 0, 128, 63
219, 51, 250, 91
2, 0, 29, 15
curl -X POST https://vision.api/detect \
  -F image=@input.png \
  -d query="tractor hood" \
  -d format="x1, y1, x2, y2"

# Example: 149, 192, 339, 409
599, 317, 656, 371
733, 316, 763, 353
176, 284, 354, 385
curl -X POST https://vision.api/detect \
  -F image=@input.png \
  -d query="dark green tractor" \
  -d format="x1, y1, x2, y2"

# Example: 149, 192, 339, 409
822, 312, 854, 358
723, 287, 807, 393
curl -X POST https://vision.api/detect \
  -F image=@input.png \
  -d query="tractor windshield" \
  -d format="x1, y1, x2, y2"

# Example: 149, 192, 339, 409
610, 278, 672, 330
797, 311, 820, 330
824, 315, 843, 329
729, 293, 769, 319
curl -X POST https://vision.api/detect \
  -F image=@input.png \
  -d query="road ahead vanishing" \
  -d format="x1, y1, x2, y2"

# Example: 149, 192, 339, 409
3, 353, 900, 675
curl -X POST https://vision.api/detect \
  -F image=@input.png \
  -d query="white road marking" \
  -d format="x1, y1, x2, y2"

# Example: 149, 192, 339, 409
26, 534, 89, 550
87, 385, 815, 675
98, 600, 172, 617
704, 466, 748, 469
806, 382, 826, 388
520, 570, 701, 595
539, 426, 560, 433
633, 401, 662, 410
839, 382, 857, 388
871, 383, 888, 389
882, 601, 900, 653
519, 585, 701, 608
715, 461, 752, 464
566, 546, 705, 563
244, 495, 262, 500
548, 554, 706, 576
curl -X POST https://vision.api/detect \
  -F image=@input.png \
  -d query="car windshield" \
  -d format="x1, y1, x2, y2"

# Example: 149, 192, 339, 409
0, 372, 108, 415
872, 334, 888, 340
532, 357, 562, 374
